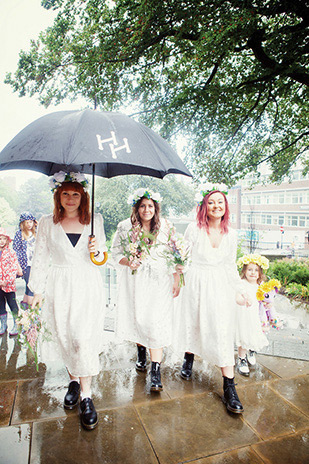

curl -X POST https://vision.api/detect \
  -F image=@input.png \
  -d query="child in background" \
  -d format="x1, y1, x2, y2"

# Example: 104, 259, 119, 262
235, 254, 269, 376
13, 212, 37, 308
0, 228, 19, 336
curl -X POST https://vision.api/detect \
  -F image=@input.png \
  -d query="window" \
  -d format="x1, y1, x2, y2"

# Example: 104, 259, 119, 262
278, 193, 284, 204
278, 215, 284, 225
299, 216, 305, 227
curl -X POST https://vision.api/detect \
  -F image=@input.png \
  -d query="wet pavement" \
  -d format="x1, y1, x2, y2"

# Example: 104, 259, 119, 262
0, 327, 309, 464
0, 277, 308, 463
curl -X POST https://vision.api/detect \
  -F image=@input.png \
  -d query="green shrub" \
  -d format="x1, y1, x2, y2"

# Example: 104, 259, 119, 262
285, 282, 309, 302
268, 258, 309, 286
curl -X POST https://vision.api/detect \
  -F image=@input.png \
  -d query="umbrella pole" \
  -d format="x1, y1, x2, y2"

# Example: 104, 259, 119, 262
91, 164, 95, 236
89, 164, 108, 266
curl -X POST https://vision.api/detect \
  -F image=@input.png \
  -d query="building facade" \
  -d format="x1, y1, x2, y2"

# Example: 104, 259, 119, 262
229, 168, 309, 252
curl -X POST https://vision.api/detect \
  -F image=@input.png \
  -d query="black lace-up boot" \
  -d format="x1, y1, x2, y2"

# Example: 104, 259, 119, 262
79, 398, 98, 430
150, 362, 163, 391
180, 352, 194, 380
135, 345, 147, 371
222, 376, 244, 414
64, 381, 80, 409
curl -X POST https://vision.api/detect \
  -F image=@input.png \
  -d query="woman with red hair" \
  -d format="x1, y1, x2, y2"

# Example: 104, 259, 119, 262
174, 183, 249, 414
29, 171, 107, 430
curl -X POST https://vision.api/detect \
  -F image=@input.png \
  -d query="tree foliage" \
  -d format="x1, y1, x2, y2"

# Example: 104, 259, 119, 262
17, 176, 53, 219
5, 0, 309, 183
95, 174, 195, 240
0, 197, 17, 228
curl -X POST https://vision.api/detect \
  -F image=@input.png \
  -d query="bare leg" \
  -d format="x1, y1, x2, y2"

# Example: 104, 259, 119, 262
238, 346, 247, 359
149, 347, 163, 363
221, 365, 234, 378
80, 376, 92, 399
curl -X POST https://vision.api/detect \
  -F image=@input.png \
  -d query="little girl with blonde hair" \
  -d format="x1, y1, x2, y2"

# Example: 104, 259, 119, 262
235, 254, 269, 376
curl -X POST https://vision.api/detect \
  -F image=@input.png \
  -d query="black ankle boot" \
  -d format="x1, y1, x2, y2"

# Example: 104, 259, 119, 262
136, 345, 147, 371
180, 352, 194, 380
80, 398, 98, 430
150, 362, 163, 391
223, 376, 244, 414
64, 381, 80, 409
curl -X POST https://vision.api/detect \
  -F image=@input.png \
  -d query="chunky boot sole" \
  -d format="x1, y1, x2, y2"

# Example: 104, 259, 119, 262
222, 397, 244, 414
180, 371, 192, 380
81, 416, 98, 430
150, 384, 163, 392
64, 400, 79, 410
135, 364, 147, 372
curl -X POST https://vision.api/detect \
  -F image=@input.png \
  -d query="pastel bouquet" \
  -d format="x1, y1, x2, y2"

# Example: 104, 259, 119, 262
162, 225, 191, 287
120, 223, 155, 274
16, 303, 51, 371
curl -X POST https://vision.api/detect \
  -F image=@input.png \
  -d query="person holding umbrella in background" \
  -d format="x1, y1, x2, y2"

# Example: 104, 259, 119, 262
13, 212, 37, 308
112, 188, 181, 392
29, 171, 107, 430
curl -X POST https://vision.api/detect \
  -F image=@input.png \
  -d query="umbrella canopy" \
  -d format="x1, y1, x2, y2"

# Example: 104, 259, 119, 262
0, 109, 192, 179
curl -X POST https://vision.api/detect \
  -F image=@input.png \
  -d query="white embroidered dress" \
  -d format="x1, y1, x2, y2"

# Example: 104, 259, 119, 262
29, 213, 107, 377
174, 223, 244, 367
111, 218, 175, 349
235, 279, 269, 351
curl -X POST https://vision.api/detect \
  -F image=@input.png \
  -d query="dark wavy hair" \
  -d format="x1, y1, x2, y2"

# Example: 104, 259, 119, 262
196, 190, 230, 233
53, 182, 91, 225
130, 197, 161, 236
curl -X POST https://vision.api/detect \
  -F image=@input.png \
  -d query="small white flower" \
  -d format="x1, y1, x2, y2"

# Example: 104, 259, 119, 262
152, 193, 161, 203
54, 171, 66, 182
194, 193, 204, 204
136, 188, 146, 197
74, 172, 86, 183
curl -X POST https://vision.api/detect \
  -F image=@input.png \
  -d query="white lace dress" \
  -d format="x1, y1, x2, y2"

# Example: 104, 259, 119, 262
29, 213, 107, 377
235, 279, 269, 351
173, 223, 244, 367
111, 218, 175, 349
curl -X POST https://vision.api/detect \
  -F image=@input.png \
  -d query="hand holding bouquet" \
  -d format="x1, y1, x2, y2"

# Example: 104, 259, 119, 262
16, 302, 50, 371
163, 225, 191, 287
121, 223, 155, 274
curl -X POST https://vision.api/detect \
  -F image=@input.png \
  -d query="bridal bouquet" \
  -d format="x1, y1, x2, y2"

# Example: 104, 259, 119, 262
16, 303, 50, 371
121, 223, 155, 274
163, 225, 191, 287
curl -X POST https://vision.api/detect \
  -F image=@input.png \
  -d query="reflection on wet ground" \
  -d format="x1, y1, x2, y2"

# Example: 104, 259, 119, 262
0, 280, 308, 463
0, 329, 309, 464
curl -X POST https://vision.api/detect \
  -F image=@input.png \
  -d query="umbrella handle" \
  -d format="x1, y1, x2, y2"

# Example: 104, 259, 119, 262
90, 251, 108, 266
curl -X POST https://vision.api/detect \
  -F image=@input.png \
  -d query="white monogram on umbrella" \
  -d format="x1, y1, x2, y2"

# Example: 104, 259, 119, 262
96, 131, 131, 159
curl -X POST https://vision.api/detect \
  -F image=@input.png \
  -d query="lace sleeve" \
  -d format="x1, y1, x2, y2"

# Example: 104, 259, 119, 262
111, 220, 129, 270
225, 229, 245, 293
28, 216, 51, 295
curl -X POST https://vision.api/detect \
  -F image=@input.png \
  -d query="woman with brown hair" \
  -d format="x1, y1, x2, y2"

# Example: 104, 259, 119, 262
112, 188, 180, 392
29, 171, 107, 430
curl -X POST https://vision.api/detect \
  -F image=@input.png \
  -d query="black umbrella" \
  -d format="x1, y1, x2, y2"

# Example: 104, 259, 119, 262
0, 109, 192, 264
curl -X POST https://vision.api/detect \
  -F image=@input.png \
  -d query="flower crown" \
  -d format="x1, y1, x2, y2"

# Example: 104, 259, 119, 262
256, 279, 281, 301
237, 254, 269, 270
194, 182, 228, 206
49, 171, 89, 193
127, 188, 162, 207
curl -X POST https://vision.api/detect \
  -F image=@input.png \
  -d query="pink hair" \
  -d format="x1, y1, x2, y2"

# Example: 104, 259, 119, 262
196, 190, 230, 233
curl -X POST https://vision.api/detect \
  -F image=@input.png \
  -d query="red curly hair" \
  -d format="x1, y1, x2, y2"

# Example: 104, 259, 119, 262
196, 190, 230, 234
53, 182, 91, 225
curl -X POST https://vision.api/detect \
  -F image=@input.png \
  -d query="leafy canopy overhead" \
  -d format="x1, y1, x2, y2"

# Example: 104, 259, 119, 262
5, 0, 309, 184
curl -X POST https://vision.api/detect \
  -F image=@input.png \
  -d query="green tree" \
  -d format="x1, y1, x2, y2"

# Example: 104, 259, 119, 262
0, 197, 17, 227
0, 178, 18, 210
95, 175, 194, 240
17, 176, 53, 219
5, 0, 309, 183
